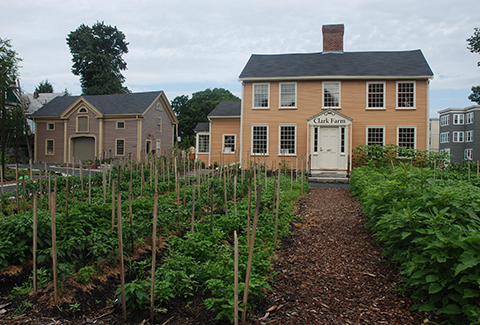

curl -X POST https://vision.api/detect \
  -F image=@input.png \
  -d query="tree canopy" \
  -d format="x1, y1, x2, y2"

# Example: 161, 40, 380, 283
66, 21, 129, 95
467, 27, 480, 104
35, 79, 54, 93
171, 88, 240, 149
0, 38, 22, 92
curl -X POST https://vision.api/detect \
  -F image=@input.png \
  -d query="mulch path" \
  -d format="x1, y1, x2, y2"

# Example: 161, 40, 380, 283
0, 187, 448, 324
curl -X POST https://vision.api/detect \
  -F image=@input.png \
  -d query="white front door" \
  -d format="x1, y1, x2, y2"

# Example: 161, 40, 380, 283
311, 126, 339, 169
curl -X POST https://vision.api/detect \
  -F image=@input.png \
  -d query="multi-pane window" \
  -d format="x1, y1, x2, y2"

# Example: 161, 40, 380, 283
465, 149, 473, 161
323, 82, 340, 108
252, 125, 268, 154
466, 112, 474, 124
77, 116, 88, 132
280, 83, 296, 108
397, 82, 415, 108
47, 123, 55, 130
157, 117, 162, 132
398, 127, 416, 148
253, 84, 269, 108
223, 135, 235, 153
440, 132, 450, 143
116, 139, 125, 156
198, 134, 209, 153
367, 82, 385, 108
46, 139, 54, 155
453, 114, 465, 125
453, 131, 464, 143
117, 121, 125, 129
156, 140, 161, 156
340, 127, 345, 153
367, 127, 385, 146
466, 130, 474, 142
313, 127, 319, 153
440, 115, 450, 126
279, 125, 296, 155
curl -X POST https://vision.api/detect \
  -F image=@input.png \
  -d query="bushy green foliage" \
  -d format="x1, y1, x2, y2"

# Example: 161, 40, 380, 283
351, 165, 480, 324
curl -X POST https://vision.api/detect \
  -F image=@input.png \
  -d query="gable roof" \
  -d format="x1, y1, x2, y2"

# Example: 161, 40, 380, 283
194, 122, 210, 132
208, 101, 241, 117
239, 50, 433, 80
31, 91, 164, 117
23, 93, 66, 115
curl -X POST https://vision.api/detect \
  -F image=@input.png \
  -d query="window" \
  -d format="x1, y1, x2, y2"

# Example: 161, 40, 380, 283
157, 117, 162, 133
453, 131, 464, 143
77, 116, 88, 132
279, 125, 296, 155
117, 121, 125, 129
466, 112, 474, 124
156, 140, 161, 156
46, 139, 54, 155
252, 125, 268, 155
340, 127, 346, 154
440, 115, 450, 126
223, 135, 235, 153
313, 127, 319, 153
253, 84, 269, 108
367, 82, 385, 109
440, 148, 451, 162
198, 134, 209, 154
397, 82, 415, 109
465, 149, 473, 161
323, 82, 340, 108
453, 114, 465, 125
116, 139, 125, 156
156, 103, 162, 111
466, 130, 474, 142
367, 127, 385, 146
279, 83, 296, 108
440, 132, 450, 143
47, 123, 55, 130
397, 127, 416, 149
78, 107, 88, 113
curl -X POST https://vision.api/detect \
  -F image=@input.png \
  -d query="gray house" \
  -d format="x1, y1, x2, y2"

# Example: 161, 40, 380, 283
438, 105, 480, 163
30, 91, 178, 164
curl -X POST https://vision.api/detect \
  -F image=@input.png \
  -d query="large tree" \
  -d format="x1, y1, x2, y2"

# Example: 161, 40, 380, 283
467, 27, 480, 104
67, 21, 129, 95
171, 88, 240, 149
35, 79, 54, 93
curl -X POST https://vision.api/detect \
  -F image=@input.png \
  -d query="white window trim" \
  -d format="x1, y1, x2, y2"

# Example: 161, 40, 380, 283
366, 82, 386, 110
440, 132, 450, 144
78, 107, 88, 114
453, 131, 464, 143
396, 81, 416, 110
252, 83, 270, 109
322, 81, 341, 109
465, 148, 473, 161
251, 124, 269, 156
156, 139, 161, 157
115, 139, 125, 156
396, 126, 417, 149
222, 134, 236, 154
156, 102, 163, 111
46, 139, 54, 155
440, 115, 450, 127
278, 124, 297, 156
197, 133, 210, 154
466, 112, 474, 124
453, 114, 465, 125
279, 82, 297, 109
466, 130, 474, 142
366, 126, 386, 146
116, 121, 125, 129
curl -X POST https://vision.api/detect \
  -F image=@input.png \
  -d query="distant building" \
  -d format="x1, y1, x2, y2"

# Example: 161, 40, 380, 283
429, 118, 439, 151
23, 92, 66, 133
438, 105, 480, 163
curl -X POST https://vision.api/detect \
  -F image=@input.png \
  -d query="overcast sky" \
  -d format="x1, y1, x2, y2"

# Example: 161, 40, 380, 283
2, 0, 479, 117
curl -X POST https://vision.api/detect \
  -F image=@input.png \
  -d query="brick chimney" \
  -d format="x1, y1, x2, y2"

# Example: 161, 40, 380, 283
34, 91, 39, 99
322, 24, 344, 52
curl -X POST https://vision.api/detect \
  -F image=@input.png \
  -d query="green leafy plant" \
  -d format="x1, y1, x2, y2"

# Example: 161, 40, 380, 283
77, 266, 96, 284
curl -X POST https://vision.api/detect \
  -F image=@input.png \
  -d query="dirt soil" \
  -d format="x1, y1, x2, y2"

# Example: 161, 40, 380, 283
0, 187, 447, 324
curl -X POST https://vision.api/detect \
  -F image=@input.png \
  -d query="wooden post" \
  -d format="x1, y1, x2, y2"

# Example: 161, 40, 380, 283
32, 191, 38, 293
111, 179, 116, 231
210, 181, 214, 233
117, 188, 127, 322
234, 174, 237, 217
15, 164, 19, 212
103, 163, 107, 204
50, 191, 58, 304
129, 180, 134, 251
88, 167, 92, 204
150, 193, 159, 324
275, 165, 281, 246
241, 184, 262, 325
191, 184, 196, 234
234, 231, 239, 325
65, 174, 69, 222
224, 169, 228, 217
246, 169, 253, 246
0, 163, 3, 195
141, 163, 144, 198
29, 159, 33, 183
80, 160, 84, 191
39, 165, 43, 209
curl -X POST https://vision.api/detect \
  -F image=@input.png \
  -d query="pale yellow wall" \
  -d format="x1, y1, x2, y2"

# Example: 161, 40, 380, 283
210, 119, 241, 166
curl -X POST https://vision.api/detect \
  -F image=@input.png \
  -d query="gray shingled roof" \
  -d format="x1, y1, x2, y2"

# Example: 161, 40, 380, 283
239, 50, 433, 79
31, 91, 163, 117
208, 101, 241, 117
194, 122, 210, 132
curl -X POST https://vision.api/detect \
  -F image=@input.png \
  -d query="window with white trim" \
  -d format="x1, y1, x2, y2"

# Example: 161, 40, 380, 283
198, 134, 209, 154
367, 82, 385, 109
397, 127, 416, 149
279, 125, 296, 155
253, 84, 269, 108
116, 139, 125, 156
465, 148, 473, 161
440, 132, 450, 143
397, 82, 415, 108
466, 130, 473, 142
323, 82, 340, 108
252, 125, 268, 155
466, 112, 474, 124
453, 114, 464, 125
366, 127, 385, 145
440, 115, 450, 126
453, 131, 464, 142
223, 135, 235, 153
279, 83, 296, 108
440, 148, 451, 162
77, 116, 88, 132
46, 139, 54, 155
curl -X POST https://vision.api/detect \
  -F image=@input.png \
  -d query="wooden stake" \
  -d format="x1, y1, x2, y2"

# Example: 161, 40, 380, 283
32, 192, 38, 293
129, 179, 134, 251
29, 159, 33, 183
50, 191, 58, 304
234, 174, 237, 217
275, 166, 281, 246
117, 189, 127, 322
210, 181, 214, 233
103, 164, 107, 204
88, 167, 92, 204
234, 231, 239, 325
191, 184, 196, 234
80, 160, 84, 191
15, 164, 19, 212
65, 174, 69, 222
224, 169, 228, 217
246, 168, 253, 247
0, 163, 3, 195
150, 193, 159, 324
111, 179, 115, 230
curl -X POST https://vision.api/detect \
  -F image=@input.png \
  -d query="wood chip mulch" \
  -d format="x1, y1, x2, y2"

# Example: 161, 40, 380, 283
250, 187, 446, 325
